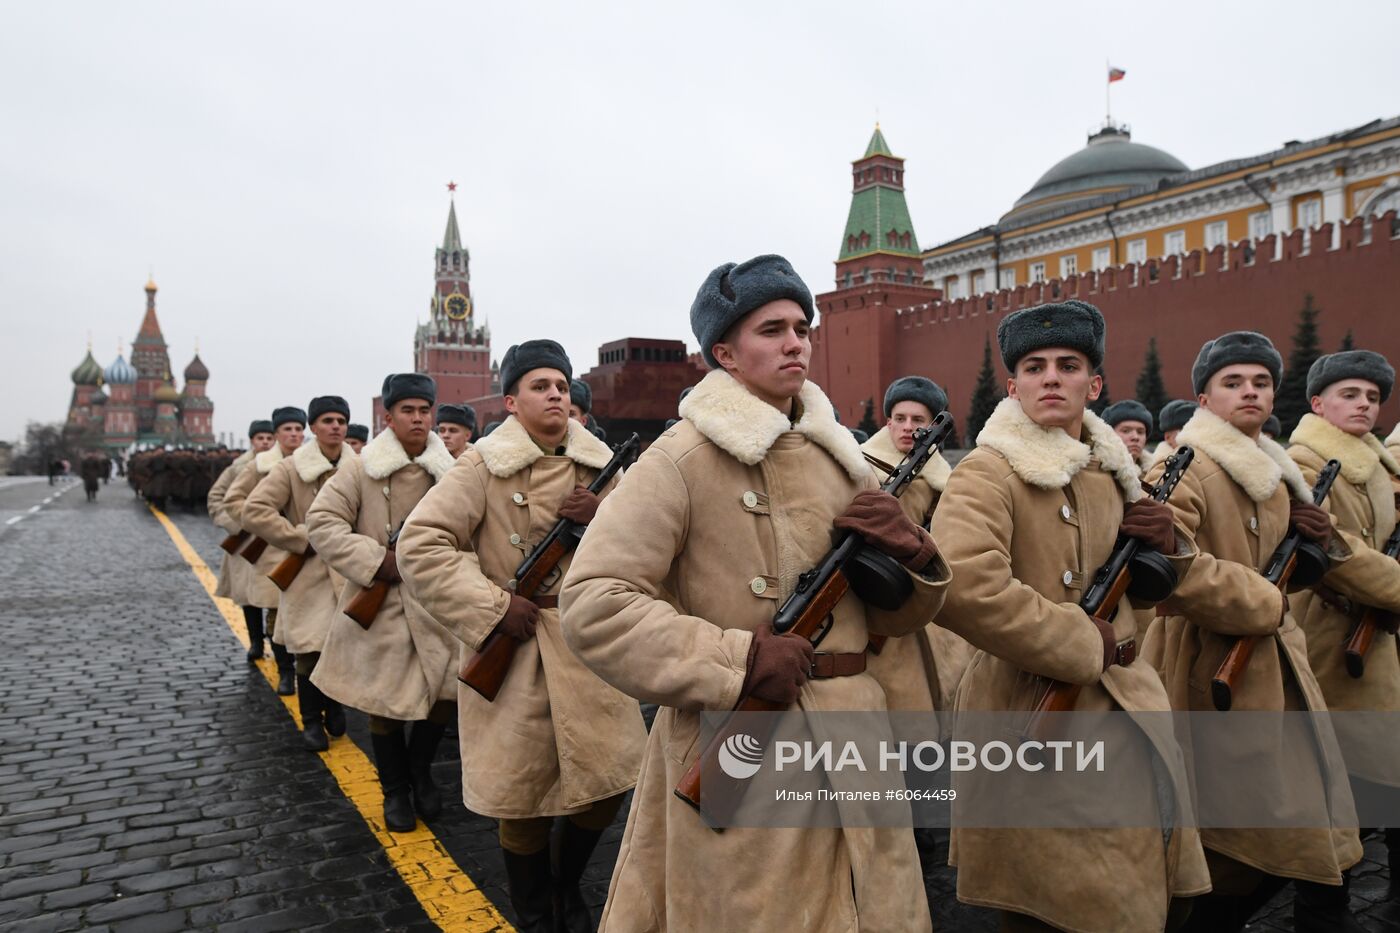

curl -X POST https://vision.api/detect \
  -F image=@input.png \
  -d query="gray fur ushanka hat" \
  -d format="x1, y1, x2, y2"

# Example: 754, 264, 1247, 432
1101, 399, 1153, 433
883, 376, 949, 418
996, 300, 1105, 371
1306, 350, 1394, 402
1158, 400, 1197, 433
501, 340, 572, 393
1191, 331, 1282, 394
690, 254, 815, 368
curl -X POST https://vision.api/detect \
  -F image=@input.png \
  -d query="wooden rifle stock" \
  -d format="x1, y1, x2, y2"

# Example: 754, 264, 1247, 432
674, 414, 954, 824
1211, 459, 1340, 711
219, 529, 250, 554
1026, 447, 1195, 739
1343, 522, 1400, 678
458, 433, 642, 702
268, 545, 315, 592
238, 535, 269, 563
344, 528, 402, 630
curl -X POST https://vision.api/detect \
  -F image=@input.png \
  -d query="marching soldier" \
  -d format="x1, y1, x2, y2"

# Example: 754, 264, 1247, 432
223, 407, 306, 696
345, 423, 369, 455
1150, 400, 1198, 468
1143, 332, 1362, 932
435, 403, 475, 458
930, 300, 1208, 932
308, 375, 460, 832
1261, 414, 1282, 441
242, 396, 353, 751
1286, 351, 1400, 916
568, 378, 591, 427
560, 255, 952, 933
210, 420, 275, 661
1387, 421, 1400, 460
399, 340, 646, 932
1102, 399, 1155, 472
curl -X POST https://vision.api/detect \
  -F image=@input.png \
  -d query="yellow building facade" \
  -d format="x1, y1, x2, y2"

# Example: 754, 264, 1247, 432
924, 116, 1400, 298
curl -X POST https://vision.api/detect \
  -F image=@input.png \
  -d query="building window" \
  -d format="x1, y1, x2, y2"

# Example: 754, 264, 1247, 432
1059, 255, 1078, 278
999, 268, 1016, 289
970, 270, 985, 295
1297, 198, 1322, 229
1091, 247, 1111, 271
1250, 211, 1272, 240
1205, 221, 1228, 250
1030, 262, 1046, 284
1164, 230, 1186, 256
944, 277, 961, 300
1127, 239, 1147, 264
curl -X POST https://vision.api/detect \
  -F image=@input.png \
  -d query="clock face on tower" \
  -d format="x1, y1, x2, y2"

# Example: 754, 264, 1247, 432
445, 292, 471, 321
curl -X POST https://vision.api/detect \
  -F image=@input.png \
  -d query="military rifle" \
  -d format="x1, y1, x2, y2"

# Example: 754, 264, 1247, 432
238, 534, 270, 564
1342, 521, 1400, 678
219, 529, 250, 554
1024, 447, 1194, 739
1211, 459, 1340, 711
268, 544, 316, 592
344, 529, 401, 629
674, 412, 954, 823
458, 433, 642, 701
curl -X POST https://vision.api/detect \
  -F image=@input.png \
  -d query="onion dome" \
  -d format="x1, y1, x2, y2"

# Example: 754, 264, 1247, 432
145, 276, 158, 294
183, 353, 209, 382
71, 350, 103, 386
154, 375, 180, 403
104, 353, 137, 385
1004, 124, 1188, 224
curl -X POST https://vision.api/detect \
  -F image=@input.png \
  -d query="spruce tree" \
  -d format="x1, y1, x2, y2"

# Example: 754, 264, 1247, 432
1339, 329, 1354, 351
1135, 338, 1170, 441
1274, 293, 1323, 435
965, 335, 1003, 443
857, 399, 879, 437
1089, 366, 1112, 415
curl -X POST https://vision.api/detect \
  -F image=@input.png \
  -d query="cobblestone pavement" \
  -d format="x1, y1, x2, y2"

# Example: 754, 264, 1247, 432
2, 487, 1399, 931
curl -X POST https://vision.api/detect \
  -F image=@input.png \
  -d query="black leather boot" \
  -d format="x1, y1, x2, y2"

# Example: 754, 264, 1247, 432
502, 847, 554, 933
407, 720, 447, 820
552, 821, 603, 933
296, 675, 328, 752
242, 607, 265, 662
1294, 876, 1364, 933
370, 730, 416, 832
270, 642, 296, 695
322, 697, 346, 738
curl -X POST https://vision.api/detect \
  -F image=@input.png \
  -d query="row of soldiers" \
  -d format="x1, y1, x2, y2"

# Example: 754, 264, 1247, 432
203, 251, 1400, 933
128, 448, 240, 510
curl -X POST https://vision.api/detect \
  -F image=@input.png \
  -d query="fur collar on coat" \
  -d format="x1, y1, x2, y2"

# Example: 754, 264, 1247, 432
474, 415, 612, 479
975, 397, 1144, 501
861, 424, 951, 491
254, 446, 285, 475
678, 369, 868, 481
290, 440, 350, 484
1290, 413, 1400, 484
362, 428, 455, 481
1176, 406, 1312, 503
1385, 421, 1400, 450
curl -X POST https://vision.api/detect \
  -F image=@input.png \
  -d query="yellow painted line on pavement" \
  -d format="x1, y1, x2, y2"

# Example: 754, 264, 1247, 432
150, 506, 512, 932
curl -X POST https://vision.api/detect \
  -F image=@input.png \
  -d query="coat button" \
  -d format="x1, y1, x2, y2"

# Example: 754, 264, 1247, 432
742, 491, 758, 509
1063, 571, 1074, 586
1060, 505, 1072, 520
750, 577, 767, 595
510, 533, 522, 546
513, 492, 525, 505
1249, 516, 1258, 531
383, 486, 391, 498
385, 523, 392, 534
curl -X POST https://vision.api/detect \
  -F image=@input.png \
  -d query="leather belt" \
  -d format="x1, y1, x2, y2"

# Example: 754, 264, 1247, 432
1114, 639, 1137, 667
810, 652, 866, 679
532, 595, 559, 610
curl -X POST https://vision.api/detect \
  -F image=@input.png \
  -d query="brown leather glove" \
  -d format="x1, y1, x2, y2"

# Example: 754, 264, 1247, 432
1120, 499, 1176, 553
1289, 501, 1333, 549
1088, 614, 1116, 671
497, 594, 541, 642
374, 548, 400, 582
742, 624, 815, 705
558, 487, 601, 525
833, 490, 938, 571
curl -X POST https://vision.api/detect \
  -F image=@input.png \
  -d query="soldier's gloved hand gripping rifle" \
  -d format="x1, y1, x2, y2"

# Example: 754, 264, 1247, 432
674, 412, 954, 823
458, 433, 641, 701
1344, 520, 1400, 678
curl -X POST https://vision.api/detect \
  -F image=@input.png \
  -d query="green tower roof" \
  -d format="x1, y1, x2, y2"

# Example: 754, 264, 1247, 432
864, 124, 893, 158
839, 127, 919, 261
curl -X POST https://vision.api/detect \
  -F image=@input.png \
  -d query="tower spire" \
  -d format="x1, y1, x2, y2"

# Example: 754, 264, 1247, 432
442, 199, 463, 253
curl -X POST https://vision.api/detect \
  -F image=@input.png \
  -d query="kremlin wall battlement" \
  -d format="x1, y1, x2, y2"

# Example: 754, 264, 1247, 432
811, 211, 1400, 432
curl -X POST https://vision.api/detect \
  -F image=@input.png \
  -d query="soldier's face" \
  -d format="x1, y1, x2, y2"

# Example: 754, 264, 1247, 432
437, 422, 469, 458
1114, 421, 1148, 457
345, 438, 364, 454
888, 400, 933, 453
506, 368, 571, 439
1312, 379, 1382, 438
388, 399, 433, 451
311, 413, 346, 451
1163, 429, 1180, 448
1201, 364, 1273, 437
711, 300, 811, 412
250, 432, 275, 452
1008, 349, 1101, 431
275, 422, 304, 453
569, 404, 587, 425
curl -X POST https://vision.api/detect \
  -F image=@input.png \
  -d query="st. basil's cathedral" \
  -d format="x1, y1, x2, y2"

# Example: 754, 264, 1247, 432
64, 277, 215, 451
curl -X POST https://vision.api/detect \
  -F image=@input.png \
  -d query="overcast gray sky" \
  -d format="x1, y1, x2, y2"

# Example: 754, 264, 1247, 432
3, 1, 1397, 444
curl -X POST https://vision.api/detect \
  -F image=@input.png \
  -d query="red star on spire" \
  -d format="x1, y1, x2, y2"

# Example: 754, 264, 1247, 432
447, 180, 457, 193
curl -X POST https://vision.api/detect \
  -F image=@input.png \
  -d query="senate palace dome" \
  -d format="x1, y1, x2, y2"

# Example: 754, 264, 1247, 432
1003, 124, 1189, 225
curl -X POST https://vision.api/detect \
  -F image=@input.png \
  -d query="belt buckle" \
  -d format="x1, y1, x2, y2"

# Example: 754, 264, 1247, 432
1115, 640, 1137, 666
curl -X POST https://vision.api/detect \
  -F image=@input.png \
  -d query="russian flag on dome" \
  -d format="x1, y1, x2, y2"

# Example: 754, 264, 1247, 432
1108, 65, 1126, 83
